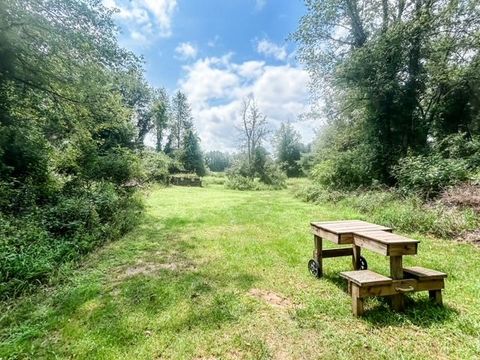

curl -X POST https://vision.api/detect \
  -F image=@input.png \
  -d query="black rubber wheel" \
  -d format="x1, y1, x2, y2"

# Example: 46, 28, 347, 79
359, 256, 368, 270
308, 259, 320, 278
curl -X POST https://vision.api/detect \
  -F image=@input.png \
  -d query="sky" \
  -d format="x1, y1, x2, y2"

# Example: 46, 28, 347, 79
103, 0, 316, 152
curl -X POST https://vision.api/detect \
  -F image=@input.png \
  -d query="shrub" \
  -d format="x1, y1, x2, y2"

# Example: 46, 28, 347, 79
225, 158, 287, 191
0, 184, 142, 299
224, 174, 256, 190
310, 146, 376, 190
393, 154, 469, 197
141, 150, 171, 183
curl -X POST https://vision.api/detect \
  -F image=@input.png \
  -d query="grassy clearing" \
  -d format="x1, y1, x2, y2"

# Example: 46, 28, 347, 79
1, 184, 479, 359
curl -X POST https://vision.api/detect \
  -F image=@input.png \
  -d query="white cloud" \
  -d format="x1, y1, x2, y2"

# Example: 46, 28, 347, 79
175, 42, 198, 60
256, 39, 288, 61
207, 35, 220, 48
142, 0, 177, 37
102, 0, 177, 43
255, 0, 267, 11
178, 54, 314, 152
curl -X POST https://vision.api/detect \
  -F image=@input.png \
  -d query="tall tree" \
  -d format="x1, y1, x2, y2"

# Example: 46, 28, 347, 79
239, 96, 269, 174
205, 151, 231, 172
274, 122, 303, 177
151, 88, 169, 152
293, 0, 480, 185
181, 130, 206, 176
170, 91, 193, 150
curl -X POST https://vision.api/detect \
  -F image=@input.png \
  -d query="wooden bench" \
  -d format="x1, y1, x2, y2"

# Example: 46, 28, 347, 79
403, 266, 447, 305
341, 267, 447, 316
340, 270, 394, 316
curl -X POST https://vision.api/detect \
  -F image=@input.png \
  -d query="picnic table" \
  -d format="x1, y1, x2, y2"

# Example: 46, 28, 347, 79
308, 220, 446, 316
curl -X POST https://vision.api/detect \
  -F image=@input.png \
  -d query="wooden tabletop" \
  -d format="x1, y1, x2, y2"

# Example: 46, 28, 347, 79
310, 220, 393, 244
311, 220, 392, 234
353, 230, 419, 256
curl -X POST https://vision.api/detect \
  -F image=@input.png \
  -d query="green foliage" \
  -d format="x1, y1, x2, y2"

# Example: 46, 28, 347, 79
225, 155, 287, 191
140, 150, 171, 183
180, 130, 206, 176
274, 122, 304, 177
205, 151, 231, 172
393, 155, 469, 197
0, 186, 142, 298
294, 0, 480, 188
393, 133, 480, 197
0, 0, 152, 297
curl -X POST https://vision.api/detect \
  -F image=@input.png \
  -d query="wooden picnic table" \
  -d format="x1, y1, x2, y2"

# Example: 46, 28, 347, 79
309, 220, 393, 277
309, 220, 421, 312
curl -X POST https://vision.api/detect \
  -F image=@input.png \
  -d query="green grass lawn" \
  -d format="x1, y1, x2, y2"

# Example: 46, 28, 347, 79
1, 184, 479, 359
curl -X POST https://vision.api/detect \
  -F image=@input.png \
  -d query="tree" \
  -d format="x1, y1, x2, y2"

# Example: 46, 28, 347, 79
181, 130, 206, 176
293, 0, 480, 186
151, 88, 170, 152
239, 96, 269, 176
274, 122, 303, 177
170, 91, 193, 150
205, 151, 231, 172
0, 0, 151, 296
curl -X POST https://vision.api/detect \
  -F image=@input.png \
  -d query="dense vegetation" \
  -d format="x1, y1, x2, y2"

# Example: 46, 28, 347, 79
293, 0, 480, 194
0, 0, 205, 298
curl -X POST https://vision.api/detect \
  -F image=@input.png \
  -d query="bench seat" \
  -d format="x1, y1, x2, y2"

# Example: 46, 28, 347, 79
403, 266, 447, 280
340, 270, 392, 286
404, 266, 446, 305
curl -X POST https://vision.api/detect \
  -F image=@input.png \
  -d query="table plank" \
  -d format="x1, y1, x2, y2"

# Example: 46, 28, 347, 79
353, 231, 419, 256
353, 231, 420, 244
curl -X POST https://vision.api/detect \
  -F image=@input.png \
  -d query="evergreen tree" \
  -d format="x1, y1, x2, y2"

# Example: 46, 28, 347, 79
152, 88, 169, 152
181, 130, 206, 176
170, 91, 193, 150
274, 122, 303, 177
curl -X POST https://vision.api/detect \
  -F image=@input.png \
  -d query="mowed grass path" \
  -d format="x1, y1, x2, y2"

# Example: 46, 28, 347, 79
1, 185, 480, 359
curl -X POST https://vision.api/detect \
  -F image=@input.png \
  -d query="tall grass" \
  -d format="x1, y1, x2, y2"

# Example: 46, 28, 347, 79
291, 181, 479, 240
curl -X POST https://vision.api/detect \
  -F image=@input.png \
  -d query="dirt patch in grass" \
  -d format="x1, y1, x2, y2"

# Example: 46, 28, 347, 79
114, 259, 196, 281
247, 288, 293, 309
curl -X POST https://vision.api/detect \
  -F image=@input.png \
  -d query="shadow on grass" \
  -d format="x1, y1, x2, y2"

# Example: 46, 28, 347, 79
322, 273, 457, 328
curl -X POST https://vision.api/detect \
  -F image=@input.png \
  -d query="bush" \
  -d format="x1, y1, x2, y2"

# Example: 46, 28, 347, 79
141, 150, 171, 183
310, 145, 376, 190
393, 154, 470, 197
225, 158, 287, 191
0, 184, 142, 299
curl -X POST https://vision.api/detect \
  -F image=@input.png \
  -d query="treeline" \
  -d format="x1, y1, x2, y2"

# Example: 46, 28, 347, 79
293, 0, 480, 196
216, 97, 311, 190
0, 0, 204, 297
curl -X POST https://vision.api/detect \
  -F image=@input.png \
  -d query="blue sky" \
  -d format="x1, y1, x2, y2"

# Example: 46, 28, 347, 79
104, 0, 316, 151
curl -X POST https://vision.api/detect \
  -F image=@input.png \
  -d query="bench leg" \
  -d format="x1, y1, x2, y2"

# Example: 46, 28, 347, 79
389, 256, 405, 312
351, 285, 363, 316
429, 290, 443, 305
314, 235, 323, 277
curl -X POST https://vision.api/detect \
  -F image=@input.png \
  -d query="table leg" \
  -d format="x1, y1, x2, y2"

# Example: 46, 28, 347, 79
352, 245, 361, 270
390, 256, 405, 311
429, 290, 443, 305
314, 235, 323, 277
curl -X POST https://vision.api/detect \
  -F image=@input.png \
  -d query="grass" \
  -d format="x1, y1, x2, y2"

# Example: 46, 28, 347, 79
1, 183, 479, 359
